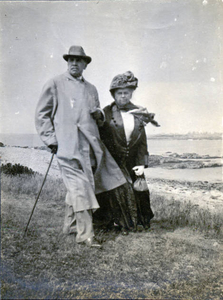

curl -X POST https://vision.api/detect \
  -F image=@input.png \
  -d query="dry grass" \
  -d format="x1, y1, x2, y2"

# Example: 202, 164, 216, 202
1, 173, 223, 299
153, 193, 223, 239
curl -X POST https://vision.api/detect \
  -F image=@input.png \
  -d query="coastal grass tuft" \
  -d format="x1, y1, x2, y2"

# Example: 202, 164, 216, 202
1, 171, 66, 202
151, 193, 223, 239
1, 172, 223, 299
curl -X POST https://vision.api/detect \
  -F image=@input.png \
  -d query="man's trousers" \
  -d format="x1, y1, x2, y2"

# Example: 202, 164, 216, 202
57, 157, 99, 243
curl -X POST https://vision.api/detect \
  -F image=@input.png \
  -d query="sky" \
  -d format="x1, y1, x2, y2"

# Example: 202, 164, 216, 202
1, 0, 223, 135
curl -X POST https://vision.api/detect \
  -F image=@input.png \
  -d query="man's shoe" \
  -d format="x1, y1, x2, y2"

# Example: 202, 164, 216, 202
121, 228, 129, 236
137, 224, 144, 232
144, 222, 150, 230
84, 237, 102, 249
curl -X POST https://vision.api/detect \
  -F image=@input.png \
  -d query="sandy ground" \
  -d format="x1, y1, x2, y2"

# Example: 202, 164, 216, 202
145, 175, 223, 213
1, 146, 223, 213
0, 147, 61, 178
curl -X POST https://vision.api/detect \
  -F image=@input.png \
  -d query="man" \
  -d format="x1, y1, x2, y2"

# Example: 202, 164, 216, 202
35, 45, 126, 248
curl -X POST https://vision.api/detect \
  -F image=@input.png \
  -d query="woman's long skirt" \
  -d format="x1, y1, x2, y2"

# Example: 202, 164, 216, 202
94, 173, 154, 231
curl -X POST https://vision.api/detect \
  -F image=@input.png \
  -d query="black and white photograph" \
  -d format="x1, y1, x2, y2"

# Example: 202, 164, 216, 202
1, 0, 223, 299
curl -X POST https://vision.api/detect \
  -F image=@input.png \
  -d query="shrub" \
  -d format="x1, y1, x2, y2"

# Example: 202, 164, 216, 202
1, 163, 36, 176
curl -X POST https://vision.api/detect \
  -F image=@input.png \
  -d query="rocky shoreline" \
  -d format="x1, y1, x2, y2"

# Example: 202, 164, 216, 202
146, 177, 223, 213
1, 146, 223, 213
148, 153, 222, 169
0, 145, 222, 177
1, 144, 222, 169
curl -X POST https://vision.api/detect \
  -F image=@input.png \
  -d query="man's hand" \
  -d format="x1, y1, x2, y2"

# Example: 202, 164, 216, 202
90, 107, 103, 121
48, 144, 58, 154
132, 165, 145, 176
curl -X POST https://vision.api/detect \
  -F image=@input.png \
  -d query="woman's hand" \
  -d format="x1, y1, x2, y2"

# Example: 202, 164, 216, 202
132, 165, 145, 176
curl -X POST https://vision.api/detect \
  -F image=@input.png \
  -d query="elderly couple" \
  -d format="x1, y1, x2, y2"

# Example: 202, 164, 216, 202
35, 45, 159, 248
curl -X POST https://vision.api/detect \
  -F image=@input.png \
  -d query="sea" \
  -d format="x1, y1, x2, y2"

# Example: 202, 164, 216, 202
147, 138, 222, 157
0, 133, 222, 157
0, 133, 222, 183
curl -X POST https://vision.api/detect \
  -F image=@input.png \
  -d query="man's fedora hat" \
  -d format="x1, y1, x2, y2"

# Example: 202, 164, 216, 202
63, 46, 92, 64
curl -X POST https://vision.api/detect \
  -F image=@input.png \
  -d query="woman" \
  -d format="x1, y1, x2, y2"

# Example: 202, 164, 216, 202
96, 71, 159, 234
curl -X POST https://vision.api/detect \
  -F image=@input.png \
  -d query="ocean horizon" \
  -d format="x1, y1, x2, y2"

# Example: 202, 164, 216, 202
0, 133, 44, 148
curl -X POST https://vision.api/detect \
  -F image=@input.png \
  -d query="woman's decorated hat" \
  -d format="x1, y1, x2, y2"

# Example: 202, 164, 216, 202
109, 71, 138, 92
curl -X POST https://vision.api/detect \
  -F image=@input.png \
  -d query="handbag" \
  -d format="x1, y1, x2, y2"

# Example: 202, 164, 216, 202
133, 175, 148, 192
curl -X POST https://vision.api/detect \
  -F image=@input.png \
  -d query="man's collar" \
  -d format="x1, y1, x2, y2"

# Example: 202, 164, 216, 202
64, 71, 85, 82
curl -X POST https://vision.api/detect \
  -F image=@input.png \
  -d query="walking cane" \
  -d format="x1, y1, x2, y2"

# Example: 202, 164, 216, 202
23, 153, 54, 237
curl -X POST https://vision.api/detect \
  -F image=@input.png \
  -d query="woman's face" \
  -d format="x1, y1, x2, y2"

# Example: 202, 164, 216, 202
114, 88, 134, 108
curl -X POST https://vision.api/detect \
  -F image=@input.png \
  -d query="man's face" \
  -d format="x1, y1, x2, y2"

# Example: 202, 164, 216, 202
114, 88, 134, 108
68, 57, 87, 77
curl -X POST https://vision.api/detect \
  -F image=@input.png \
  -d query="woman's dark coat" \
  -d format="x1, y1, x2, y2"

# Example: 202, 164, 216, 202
99, 101, 149, 181
96, 101, 154, 229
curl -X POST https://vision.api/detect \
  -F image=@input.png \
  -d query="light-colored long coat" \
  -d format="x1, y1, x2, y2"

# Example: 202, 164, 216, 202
35, 71, 126, 211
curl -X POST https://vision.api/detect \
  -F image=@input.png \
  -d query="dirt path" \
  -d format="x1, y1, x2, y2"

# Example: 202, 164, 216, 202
0, 147, 61, 178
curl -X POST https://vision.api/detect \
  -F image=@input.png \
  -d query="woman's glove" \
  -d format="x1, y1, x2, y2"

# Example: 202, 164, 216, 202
132, 165, 145, 176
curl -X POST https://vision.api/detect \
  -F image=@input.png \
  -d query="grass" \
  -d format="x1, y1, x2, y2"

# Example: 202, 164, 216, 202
1, 172, 223, 299
153, 193, 223, 238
